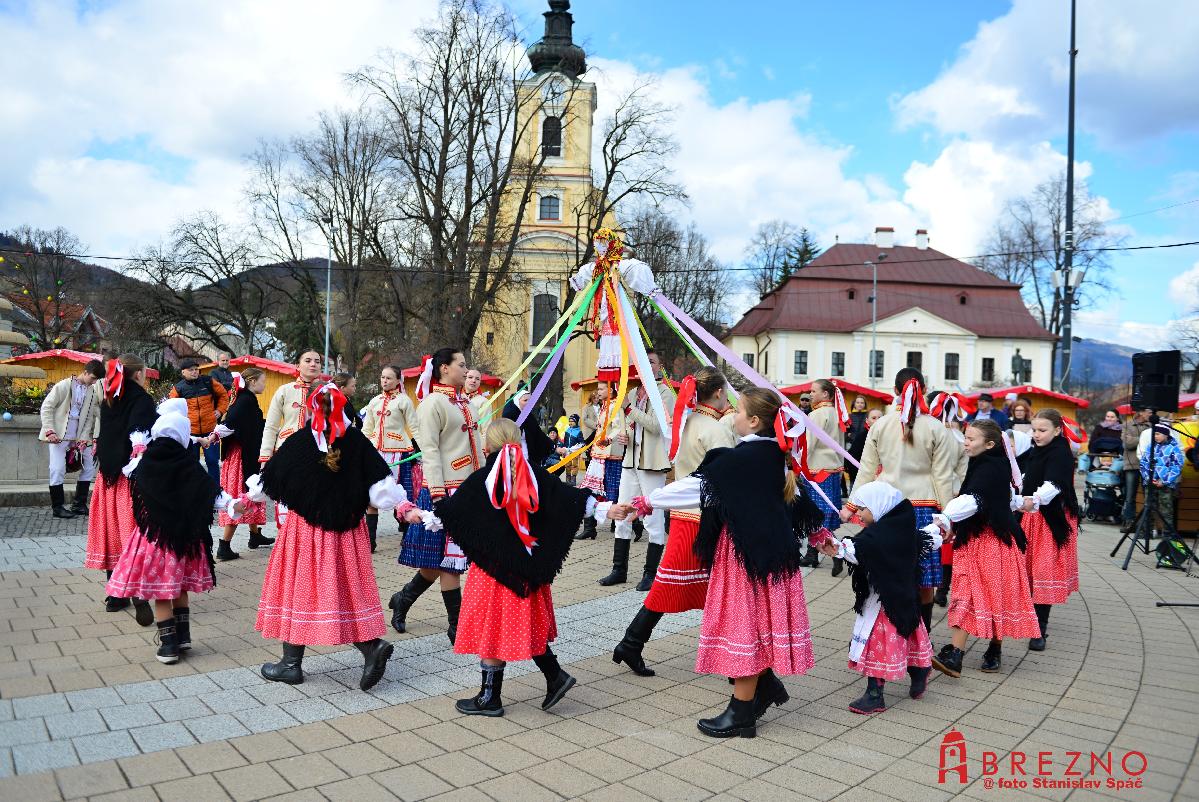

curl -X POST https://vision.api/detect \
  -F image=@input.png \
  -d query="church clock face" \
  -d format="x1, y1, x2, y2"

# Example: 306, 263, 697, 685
542, 75, 568, 108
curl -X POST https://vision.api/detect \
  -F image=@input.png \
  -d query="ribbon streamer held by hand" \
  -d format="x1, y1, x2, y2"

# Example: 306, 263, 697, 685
485, 443, 540, 555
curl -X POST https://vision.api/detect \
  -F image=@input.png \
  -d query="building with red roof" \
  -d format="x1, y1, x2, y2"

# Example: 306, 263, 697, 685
725, 229, 1055, 392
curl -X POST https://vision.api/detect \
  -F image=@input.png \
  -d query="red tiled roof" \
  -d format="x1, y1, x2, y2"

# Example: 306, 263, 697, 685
962, 384, 1090, 409
779, 379, 894, 403
730, 243, 1054, 341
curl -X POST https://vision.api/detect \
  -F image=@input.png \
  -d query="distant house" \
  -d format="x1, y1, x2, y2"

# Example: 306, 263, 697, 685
5, 296, 110, 353
724, 228, 1056, 391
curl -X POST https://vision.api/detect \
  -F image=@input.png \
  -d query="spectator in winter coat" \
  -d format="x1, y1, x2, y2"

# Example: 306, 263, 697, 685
169, 358, 229, 483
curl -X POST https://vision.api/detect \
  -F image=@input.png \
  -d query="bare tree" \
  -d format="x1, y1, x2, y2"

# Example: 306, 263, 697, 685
975, 172, 1122, 372
0, 226, 88, 350
1169, 316, 1199, 393
744, 220, 812, 298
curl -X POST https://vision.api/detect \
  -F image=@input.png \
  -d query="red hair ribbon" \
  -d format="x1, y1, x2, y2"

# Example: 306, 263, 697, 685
668, 374, 697, 461
929, 391, 971, 423
230, 372, 245, 402
897, 378, 929, 431
105, 359, 124, 402
773, 403, 809, 476
485, 443, 540, 555
415, 354, 433, 400
1061, 415, 1084, 444
831, 382, 850, 433
306, 382, 348, 451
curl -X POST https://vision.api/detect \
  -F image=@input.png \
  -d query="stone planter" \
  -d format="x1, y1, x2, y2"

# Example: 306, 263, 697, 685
0, 414, 49, 484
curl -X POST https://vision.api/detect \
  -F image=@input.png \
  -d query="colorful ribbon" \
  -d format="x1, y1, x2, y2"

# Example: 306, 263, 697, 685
1061, 415, 1085, 444
415, 355, 434, 400
485, 443, 540, 555
306, 382, 349, 452
669, 375, 697, 461
105, 359, 124, 402
831, 382, 850, 433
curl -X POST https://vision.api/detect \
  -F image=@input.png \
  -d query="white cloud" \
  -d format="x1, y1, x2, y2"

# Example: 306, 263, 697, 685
1074, 308, 1172, 350
1168, 262, 1199, 312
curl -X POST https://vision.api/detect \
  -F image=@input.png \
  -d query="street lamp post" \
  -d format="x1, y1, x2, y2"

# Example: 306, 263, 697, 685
323, 217, 333, 371
867, 251, 887, 388
1059, 0, 1078, 393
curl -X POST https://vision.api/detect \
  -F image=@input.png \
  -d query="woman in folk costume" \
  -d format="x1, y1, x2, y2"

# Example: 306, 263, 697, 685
849, 368, 959, 636
388, 348, 481, 642
928, 391, 970, 609
819, 481, 936, 714
575, 381, 626, 540
432, 419, 624, 716
611, 367, 736, 677
214, 368, 274, 562
1015, 409, 1081, 652
106, 399, 247, 664
627, 388, 829, 738
928, 418, 1040, 678
87, 354, 158, 626
800, 378, 849, 575
250, 382, 418, 690
258, 349, 323, 527
361, 365, 418, 552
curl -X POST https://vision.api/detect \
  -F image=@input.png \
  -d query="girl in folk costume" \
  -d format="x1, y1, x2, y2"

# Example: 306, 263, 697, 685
612, 367, 736, 677
389, 348, 481, 642
928, 391, 970, 609
332, 373, 362, 429
432, 419, 625, 716
929, 419, 1041, 677
106, 400, 247, 664
819, 481, 936, 714
627, 388, 829, 738
800, 379, 849, 575
87, 354, 158, 626
215, 369, 274, 562
845, 395, 870, 485
250, 382, 418, 690
1015, 409, 1081, 652
361, 365, 418, 552
575, 381, 626, 540
849, 368, 959, 636
258, 349, 323, 525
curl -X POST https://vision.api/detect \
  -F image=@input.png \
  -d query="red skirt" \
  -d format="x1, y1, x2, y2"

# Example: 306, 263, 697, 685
217, 444, 265, 526
1023, 511, 1079, 605
85, 475, 136, 570
947, 531, 1040, 640
454, 566, 556, 661
848, 610, 932, 680
256, 514, 385, 645
106, 528, 214, 600
645, 516, 708, 613
696, 530, 815, 678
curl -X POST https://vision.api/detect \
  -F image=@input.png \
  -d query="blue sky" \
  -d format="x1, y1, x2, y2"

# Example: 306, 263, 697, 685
2, 0, 1197, 348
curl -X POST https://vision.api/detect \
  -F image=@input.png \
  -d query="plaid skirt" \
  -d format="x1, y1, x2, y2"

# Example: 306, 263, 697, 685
812, 473, 843, 532
604, 457, 623, 502
398, 486, 466, 573
915, 504, 942, 588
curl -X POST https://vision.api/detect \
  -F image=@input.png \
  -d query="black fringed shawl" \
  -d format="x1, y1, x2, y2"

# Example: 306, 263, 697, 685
848, 500, 923, 638
692, 438, 825, 583
954, 446, 1026, 551
130, 438, 220, 579
260, 425, 391, 533
433, 452, 589, 597
96, 382, 158, 484
222, 391, 264, 484
1021, 435, 1079, 548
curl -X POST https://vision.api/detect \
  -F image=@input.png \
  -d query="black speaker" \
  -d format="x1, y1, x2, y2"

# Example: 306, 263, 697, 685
1131, 350, 1181, 412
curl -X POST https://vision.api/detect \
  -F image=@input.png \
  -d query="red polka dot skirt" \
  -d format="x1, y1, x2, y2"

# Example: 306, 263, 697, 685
453, 565, 556, 662
947, 529, 1040, 640
1023, 510, 1079, 605
106, 528, 214, 600
84, 475, 136, 570
848, 609, 932, 681
217, 444, 266, 527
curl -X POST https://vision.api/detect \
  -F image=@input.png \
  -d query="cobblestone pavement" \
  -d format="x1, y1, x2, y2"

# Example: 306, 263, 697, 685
0, 508, 1196, 801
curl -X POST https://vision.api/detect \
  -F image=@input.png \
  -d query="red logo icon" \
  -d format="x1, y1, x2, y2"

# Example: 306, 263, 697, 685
939, 729, 968, 784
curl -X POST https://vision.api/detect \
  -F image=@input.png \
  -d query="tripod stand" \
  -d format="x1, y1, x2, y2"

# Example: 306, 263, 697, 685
1110, 413, 1166, 570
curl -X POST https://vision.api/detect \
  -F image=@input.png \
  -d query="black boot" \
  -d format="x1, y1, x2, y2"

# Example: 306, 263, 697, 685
831, 557, 845, 577
980, 640, 1002, 673
598, 538, 631, 586
752, 669, 790, 718
612, 605, 663, 676
216, 539, 240, 562
247, 528, 274, 549
70, 481, 90, 516
132, 598, 154, 627
261, 643, 305, 684
50, 485, 76, 519
533, 648, 576, 710
575, 516, 598, 540
797, 545, 816, 568
365, 513, 379, 553
920, 602, 934, 635
354, 639, 394, 691
934, 564, 952, 607
632, 519, 644, 543
173, 607, 191, 651
442, 588, 461, 645
635, 542, 664, 592
849, 677, 886, 714
455, 664, 504, 716
908, 665, 931, 699
154, 618, 179, 665
932, 644, 963, 678
697, 695, 756, 738
1029, 604, 1050, 651
388, 573, 435, 633
104, 570, 130, 612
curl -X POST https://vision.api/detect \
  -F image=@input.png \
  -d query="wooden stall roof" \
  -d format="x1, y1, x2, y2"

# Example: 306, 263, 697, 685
963, 385, 1090, 409
1116, 392, 1199, 417
779, 380, 894, 403
2, 349, 159, 379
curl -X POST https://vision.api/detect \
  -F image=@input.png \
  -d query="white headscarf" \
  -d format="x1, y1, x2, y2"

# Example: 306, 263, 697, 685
1007, 429, 1033, 458
151, 398, 191, 448
849, 480, 904, 523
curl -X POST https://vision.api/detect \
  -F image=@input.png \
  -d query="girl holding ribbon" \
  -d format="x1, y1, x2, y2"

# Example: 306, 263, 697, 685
214, 368, 274, 561
430, 418, 624, 717
624, 388, 829, 738
361, 365, 418, 552
249, 382, 421, 691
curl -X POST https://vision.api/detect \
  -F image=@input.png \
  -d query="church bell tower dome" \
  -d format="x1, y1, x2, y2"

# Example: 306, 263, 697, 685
527, 0, 587, 78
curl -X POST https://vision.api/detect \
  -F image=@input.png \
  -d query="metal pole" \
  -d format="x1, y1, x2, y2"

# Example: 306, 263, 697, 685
1059, 0, 1078, 393
868, 260, 877, 387
323, 224, 332, 371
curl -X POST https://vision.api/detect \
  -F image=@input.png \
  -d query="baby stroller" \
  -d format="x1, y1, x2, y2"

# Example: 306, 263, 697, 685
1080, 448, 1124, 523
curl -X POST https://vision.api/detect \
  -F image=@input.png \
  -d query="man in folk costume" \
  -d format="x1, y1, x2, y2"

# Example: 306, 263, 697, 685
575, 381, 626, 540
388, 348, 480, 642
39, 358, 104, 518
258, 349, 324, 525
800, 378, 849, 575
361, 365, 418, 552
599, 350, 676, 588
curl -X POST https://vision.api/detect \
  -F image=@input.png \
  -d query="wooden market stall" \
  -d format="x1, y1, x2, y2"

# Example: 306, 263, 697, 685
1115, 395, 1199, 534
780, 380, 893, 413
1115, 392, 1199, 418
1, 349, 158, 390
963, 385, 1090, 426
198, 355, 305, 417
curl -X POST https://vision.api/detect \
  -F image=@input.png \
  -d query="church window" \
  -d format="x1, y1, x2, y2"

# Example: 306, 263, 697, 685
542, 115, 562, 158
539, 194, 560, 220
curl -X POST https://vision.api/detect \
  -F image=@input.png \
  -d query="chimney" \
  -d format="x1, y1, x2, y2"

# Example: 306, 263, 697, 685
915, 229, 929, 250
874, 226, 894, 249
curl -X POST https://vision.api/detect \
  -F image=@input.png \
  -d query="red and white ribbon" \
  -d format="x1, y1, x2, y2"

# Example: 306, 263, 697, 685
668, 374, 697, 461
1061, 415, 1084, 444
831, 382, 850, 433
897, 378, 929, 431
105, 359, 124, 402
929, 391, 971, 423
415, 354, 434, 400
485, 443, 540, 555
306, 382, 349, 452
